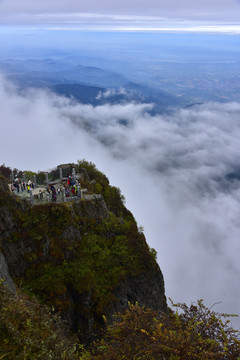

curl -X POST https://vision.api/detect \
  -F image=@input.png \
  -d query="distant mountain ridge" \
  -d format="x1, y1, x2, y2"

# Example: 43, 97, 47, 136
0, 58, 185, 111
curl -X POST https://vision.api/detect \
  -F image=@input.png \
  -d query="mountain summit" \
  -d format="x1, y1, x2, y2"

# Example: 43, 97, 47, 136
0, 161, 167, 345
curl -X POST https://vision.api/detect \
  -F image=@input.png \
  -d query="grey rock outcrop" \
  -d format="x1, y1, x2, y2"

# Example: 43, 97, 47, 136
63, 267, 167, 343
74, 194, 109, 223
0, 251, 16, 293
111, 268, 167, 316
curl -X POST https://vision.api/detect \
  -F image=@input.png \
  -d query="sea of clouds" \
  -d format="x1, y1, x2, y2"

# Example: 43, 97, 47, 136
1, 74, 240, 325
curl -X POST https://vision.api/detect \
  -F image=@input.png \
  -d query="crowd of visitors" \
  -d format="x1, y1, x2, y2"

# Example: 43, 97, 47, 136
10, 173, 82, 204
47, 175, 81, 202
10, 177, 36, 194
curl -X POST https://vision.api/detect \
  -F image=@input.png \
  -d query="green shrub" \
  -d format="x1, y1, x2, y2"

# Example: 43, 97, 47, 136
0, 284, 78, 360
77, 160, 125, 217
82, 301, 240, 360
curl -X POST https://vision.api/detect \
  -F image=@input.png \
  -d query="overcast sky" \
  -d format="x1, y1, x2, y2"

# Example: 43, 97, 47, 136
1, 0, 240, 30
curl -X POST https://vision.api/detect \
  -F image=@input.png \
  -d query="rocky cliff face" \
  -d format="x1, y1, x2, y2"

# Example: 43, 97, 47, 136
0, 252, 16, 293
0, 173, 167, 343
0, 176, 27, 292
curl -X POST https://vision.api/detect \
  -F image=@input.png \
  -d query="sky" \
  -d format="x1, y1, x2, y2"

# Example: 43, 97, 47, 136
1, 0, 240, 32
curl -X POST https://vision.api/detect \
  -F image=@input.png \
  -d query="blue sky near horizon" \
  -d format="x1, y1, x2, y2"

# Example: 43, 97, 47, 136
1, 27, 240, 59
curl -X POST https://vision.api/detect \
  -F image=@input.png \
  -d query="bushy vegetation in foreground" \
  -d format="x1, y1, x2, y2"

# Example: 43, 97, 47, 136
1, 284, 240, 360
81, 301, 240, 360
0, 283, 78, 360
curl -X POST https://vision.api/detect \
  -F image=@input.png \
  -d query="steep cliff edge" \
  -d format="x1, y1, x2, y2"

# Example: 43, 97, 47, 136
0, 164, 167, 344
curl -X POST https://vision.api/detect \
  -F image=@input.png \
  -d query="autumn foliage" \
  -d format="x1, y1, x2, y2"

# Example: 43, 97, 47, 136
82, 301, 240, 360
0, 284, 78, 360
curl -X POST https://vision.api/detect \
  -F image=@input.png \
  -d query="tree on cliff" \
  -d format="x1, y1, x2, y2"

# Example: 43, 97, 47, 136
0, 163, 23, 180
0, 164, 12, 179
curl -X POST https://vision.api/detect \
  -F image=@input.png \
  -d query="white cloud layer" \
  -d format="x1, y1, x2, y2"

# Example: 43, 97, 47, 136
1, 75, 240, 324
96, 87, 128, 100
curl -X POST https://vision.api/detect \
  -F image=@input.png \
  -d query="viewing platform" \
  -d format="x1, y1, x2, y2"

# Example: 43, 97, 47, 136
9, 164, 88, 206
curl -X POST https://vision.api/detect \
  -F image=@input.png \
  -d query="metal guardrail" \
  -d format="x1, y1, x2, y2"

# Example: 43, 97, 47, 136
11, 186, 85, 206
